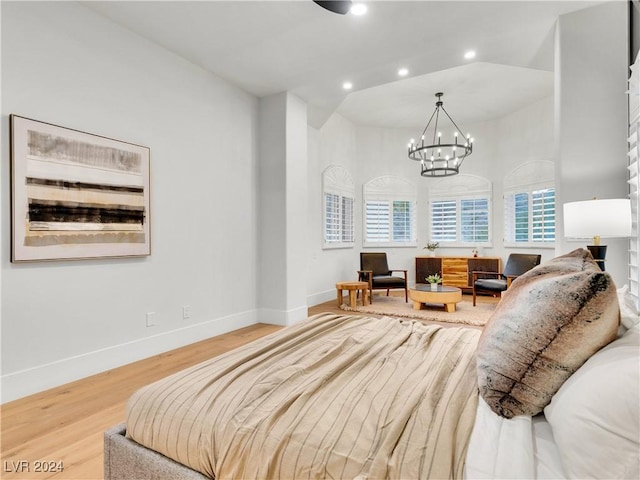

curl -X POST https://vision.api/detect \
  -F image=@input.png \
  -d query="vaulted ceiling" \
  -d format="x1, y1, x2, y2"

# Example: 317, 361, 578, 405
85, 0, 603, 128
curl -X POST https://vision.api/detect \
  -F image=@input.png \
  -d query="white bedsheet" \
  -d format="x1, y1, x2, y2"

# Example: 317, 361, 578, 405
532, 415, 567, 479
464, 398, 567, 480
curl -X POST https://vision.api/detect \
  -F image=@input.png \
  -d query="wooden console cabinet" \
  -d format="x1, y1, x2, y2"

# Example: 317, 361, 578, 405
415, 256, 501, 292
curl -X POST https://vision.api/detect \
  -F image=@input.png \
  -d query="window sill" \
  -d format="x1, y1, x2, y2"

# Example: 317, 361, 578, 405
363, 243, 418, 248
323, 243, 355, 250
434, 243, 493, 249
503, 242, 556, 249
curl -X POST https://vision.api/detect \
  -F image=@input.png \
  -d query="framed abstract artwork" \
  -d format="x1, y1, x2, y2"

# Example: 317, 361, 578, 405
10, 115, 151, 261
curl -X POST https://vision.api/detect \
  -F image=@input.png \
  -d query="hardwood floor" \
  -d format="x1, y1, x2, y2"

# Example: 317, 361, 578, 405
0, 323, 281, 480
1, 294, 495, 479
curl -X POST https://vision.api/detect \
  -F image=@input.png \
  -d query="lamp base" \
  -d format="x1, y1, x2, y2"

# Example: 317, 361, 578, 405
587, 245, 607, 271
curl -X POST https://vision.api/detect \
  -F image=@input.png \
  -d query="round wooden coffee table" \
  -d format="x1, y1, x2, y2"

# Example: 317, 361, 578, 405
409, 285, 463, 312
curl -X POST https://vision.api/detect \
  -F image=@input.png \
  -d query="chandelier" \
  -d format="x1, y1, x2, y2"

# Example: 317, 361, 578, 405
408, 92, 473, 177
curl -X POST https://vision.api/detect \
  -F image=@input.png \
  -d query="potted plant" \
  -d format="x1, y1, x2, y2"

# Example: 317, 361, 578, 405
424, 241, 439, 257
425, 273, 442, 291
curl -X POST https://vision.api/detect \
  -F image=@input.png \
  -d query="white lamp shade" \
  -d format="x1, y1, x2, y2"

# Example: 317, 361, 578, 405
563, 199, 632, 239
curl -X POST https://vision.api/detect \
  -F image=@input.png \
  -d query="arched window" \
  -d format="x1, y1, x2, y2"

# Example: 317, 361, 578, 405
322, 165, 355, 249
363, 176, 417, 247
503, 161, 555, 246
428, 174, 492, 246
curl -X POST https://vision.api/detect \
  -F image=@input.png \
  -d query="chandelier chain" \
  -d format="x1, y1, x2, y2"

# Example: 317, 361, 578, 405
440, 106, 466, 138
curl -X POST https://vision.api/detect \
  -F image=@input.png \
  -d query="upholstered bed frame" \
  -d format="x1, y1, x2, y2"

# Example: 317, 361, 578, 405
104, 424, 208, 480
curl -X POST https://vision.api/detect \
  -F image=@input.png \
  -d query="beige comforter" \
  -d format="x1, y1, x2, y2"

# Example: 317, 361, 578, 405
126, 313, 481, 479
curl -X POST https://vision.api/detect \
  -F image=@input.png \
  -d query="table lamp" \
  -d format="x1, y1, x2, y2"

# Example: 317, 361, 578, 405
563, 198, 632, 270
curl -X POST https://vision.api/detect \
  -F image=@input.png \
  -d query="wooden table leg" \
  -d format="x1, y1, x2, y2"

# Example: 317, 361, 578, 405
348, 290, 357, 308
413, 301, 422, 310
444, 303, 456, 313
337, 288, 342, 306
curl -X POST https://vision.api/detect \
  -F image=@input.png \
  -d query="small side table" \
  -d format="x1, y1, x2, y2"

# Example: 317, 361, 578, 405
336, 281, 369, 308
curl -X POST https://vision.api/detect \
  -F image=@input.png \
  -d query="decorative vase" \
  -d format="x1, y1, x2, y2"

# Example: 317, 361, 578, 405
429, 251, 435, 257
430, 283, 438, 291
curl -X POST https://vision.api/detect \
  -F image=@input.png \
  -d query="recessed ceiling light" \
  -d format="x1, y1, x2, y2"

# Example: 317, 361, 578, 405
464, 50, 476, 60
343, 81, 353, 90
350, 3, 367, 16
398, 68, 409, 77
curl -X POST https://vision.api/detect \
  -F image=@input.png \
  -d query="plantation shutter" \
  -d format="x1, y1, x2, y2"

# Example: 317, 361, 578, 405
428, 175, 492, 245
461, 198, 489, 242
392, 200, 413, 242
503, 162, 554, 247
431, 200, 457, 241
363, 176, 417, 247
365, 200, 390, 243
531, 188, 555, 243
504, 192, 529, 243
629, 107, 639, 302
322, 166, 355, 248
629, 54, 640, 304
341, 196, 354, 243
324, 193, 341, 243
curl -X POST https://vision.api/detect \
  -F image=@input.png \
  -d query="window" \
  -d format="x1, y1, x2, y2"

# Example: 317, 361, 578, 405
363, 176, 416, 247
325, 193, 354, 243
511, 192, 530, 242
504, 188, 555, 244
324, 193, 355, 244
503, 161, 555, 247
364, 200, 389, 242
392, 200, 413, 242
429, 175, 492, 246
322, 166, 355, 248
461, 198, 489, 242
430, 200, 457, 241
341, 196, 354, 243
531, 188, 555, 242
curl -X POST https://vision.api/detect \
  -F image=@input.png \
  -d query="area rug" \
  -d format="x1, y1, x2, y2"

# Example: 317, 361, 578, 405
339, 295, 495, 326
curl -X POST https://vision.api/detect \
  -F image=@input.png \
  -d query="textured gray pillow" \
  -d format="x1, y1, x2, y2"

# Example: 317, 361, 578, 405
476, 249, 619, 418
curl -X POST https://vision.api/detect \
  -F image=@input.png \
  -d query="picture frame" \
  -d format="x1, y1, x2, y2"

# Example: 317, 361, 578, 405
10, 115, 151, 262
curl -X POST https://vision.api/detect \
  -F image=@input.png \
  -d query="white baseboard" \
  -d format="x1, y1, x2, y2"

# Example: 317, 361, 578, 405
307, 288, 336, 307
1, 310, 258, 403
258, 305, 308, 326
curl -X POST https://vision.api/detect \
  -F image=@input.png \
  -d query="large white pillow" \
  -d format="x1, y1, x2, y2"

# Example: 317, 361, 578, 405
544, 324, 640, 479
618, 285, 640, 332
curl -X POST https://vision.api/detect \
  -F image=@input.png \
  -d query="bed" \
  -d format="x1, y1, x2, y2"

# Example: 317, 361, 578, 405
104, 250, 640, 479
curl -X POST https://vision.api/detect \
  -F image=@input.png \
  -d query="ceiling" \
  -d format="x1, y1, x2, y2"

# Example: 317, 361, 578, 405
84, 0, 604, 129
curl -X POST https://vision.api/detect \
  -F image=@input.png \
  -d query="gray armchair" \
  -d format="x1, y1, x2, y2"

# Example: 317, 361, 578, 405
472, 253, 541, 306
358, 252, 408, 303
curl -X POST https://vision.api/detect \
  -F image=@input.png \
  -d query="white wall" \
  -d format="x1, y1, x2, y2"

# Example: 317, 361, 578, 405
307, 95, 556, 303
1, 2, 260, 401
555, 1, 630, 285
258, 94, 288, 320
257, 93, 308, 326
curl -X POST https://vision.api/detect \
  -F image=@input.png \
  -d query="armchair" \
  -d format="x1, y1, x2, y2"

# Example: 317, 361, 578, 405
358, 252, 408, 303
472, 253, 541, 306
